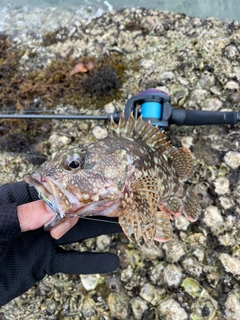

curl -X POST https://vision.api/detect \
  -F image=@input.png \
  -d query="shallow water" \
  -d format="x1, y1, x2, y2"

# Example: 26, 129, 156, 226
1, 0, 240, 22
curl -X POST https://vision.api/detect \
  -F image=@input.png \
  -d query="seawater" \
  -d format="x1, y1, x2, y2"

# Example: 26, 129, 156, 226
0, 0, 240, 22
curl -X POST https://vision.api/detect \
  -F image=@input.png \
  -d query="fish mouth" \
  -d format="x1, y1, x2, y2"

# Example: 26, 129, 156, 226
24, 174, 74, 217
24, 174, 121, 229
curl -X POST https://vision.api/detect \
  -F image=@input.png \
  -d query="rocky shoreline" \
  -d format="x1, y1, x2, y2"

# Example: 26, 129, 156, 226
0, 7, 240, 320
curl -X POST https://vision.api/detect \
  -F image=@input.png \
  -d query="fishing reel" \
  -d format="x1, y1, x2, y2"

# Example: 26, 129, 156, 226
0, 88, 239, 128
124, 89, 240, 129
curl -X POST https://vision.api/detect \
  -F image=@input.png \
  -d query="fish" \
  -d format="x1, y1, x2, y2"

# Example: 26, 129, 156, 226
24, 112, 201, 245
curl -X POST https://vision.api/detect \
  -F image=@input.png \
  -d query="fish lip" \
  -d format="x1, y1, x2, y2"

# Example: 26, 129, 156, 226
24, 173, 73, 216
24, 174, 53, 200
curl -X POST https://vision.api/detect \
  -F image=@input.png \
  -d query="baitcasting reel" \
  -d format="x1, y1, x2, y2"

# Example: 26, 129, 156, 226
0, 88, 239, 129
124, 89, 240, 129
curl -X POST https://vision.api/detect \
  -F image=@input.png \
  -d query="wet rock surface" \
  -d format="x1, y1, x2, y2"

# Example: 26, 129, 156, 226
0, 6, 239, 320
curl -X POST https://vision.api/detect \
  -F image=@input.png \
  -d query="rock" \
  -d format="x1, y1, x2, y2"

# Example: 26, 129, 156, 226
158, 298, 188, 320
92, 126, 108, 139
224, 151, 240, 170
130, 297, 148, 320
162, 237, 185, 263
150, 262, 165, 285
225, 289, 240, 320
163, 264, 182, 288
49, 134, 71, 151
139, 243, 164, 260
203, 206, 224, 233
214, 177, 230, 195
96, 234, 111, 250
120, 266, 134, 283
202, 97, 222, 111
218, 254, 240, 276
198, 71, 215, 89
175, 215, 190, 231
181, 257, 203, 277
219, 196, 235, 209
139, 283, 160, 306
181, 277, 202, 298
107, 292, 130, 319
139, 59, 155, 69
224, 81, 239, 90
80, 274, 101, 291
104, 102, 115, 114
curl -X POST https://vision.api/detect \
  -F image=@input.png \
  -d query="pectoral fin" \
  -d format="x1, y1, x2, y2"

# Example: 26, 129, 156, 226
119, 176, 159, 245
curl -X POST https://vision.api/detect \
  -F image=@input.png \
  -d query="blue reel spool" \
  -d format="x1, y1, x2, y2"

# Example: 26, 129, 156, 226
141, 101, 162, 125
124, 89, 171, 128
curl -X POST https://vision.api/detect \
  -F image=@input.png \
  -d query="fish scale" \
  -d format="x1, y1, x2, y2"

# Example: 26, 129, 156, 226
24, 112, 201, 246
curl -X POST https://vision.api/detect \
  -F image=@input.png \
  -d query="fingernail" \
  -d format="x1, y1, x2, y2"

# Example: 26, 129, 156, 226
51, 220, 72, 239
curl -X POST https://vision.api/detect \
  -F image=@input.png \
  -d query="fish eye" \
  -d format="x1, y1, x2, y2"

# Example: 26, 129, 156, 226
63, 154, 85, 171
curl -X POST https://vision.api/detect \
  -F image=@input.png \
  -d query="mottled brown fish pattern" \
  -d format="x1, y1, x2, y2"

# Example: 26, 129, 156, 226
24, 112, 201, 245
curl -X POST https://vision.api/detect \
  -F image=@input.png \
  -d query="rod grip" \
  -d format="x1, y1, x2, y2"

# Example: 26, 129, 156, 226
171, 110, 239, 126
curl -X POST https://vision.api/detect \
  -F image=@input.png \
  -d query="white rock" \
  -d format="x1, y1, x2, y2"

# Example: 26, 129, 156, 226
218, 233, 236, 247
175, 215, 190, 231
181, 257, 203, 277
218, 254, 240, 276
224, 151, 240, 170
130, 297, 148, 320
193, 248, 205, 262
214, 177, 230, 195
92, 126, 108, 139
224, 81, 239, 90
202, 98, 222, 111
104, 102, 115, 114
159, 71, 175, 81
80, 274, 100, 291
225, 291, 240, 320
163, 238, 185, 263
203, 206, 224, 233
96, 235, 111, 250
163, 264, 182, 288
198, 71, 215, 89
219, 196, 235, 209
49, 134, 71, 151
120, 266, 134, 283
158, 298, 188, 320
139, 59, 155, 69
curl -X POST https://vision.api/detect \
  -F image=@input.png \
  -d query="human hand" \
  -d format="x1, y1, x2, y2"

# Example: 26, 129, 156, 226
0, 215, 122, 306
17, 199, 79, 239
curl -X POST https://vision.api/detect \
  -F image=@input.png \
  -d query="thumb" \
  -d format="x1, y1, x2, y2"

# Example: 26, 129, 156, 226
18, 200, 55, 232
50, 249, 119, 274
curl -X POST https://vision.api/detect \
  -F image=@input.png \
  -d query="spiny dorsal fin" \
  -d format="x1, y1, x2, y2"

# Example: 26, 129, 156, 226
110, 111, 171, 152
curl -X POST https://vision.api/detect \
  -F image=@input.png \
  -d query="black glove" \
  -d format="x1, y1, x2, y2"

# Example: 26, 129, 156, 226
0, 182, 122, 306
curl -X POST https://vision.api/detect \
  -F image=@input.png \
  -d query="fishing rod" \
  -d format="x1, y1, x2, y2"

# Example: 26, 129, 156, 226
0, 89, 239, 128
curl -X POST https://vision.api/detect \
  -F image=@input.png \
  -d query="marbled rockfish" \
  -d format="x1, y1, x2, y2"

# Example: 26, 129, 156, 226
24, 112, 201, 245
